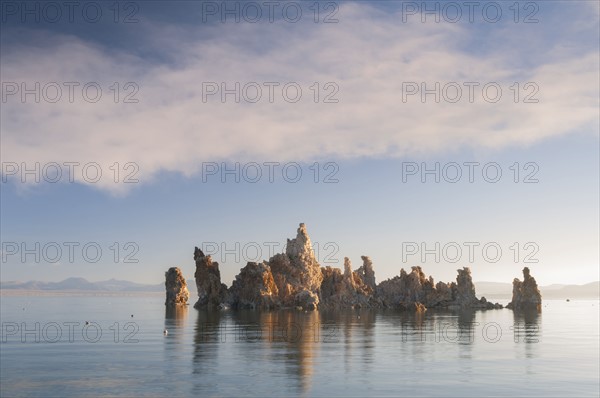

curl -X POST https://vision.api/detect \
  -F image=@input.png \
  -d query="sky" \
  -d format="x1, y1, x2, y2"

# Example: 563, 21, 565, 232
1, 0, 599, 287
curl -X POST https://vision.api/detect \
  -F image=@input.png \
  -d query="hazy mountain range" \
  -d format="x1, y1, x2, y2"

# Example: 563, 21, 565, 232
0, 277, 166, 292
1, 278, 598, 299
475, 281, 599, 299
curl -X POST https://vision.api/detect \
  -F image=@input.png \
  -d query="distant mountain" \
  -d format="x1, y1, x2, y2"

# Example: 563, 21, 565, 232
94, 278, 163, 292
542, 284, 568, 291
546, 282, 600, 299
474, 281, 512, 298
475, 281, 600, 299
1, 277, 598, 299
0, 277, 163, 292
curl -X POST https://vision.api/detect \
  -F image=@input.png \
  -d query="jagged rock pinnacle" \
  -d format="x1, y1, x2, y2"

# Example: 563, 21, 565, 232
286, 223, 315, 262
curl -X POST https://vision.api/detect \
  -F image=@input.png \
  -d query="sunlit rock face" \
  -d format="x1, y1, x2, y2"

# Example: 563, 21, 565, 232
269, 253, 304, 307
284, 223, 324, 293
319, 257, 379, 309
507, 267, 542, 311
343, 257, 356, 289
193, 247, 228, 309
165, 267, 189, 306
268, 223, 324, 310
228, 261, 279, 309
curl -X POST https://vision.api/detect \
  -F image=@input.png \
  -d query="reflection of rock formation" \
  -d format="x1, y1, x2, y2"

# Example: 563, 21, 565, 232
456, 310, 477, 344
165, 304, 189, 322
192, 310, 224, 393
165, 267, 189, 306
512, 308, 541, 371
194, 310, 225, 345
507, 267, 542, 311
164, 304, 188, 344
193, 247, 228, 309
190, 223, 504, 311
163, 303, 189, 391
512, 308, 541, 344
229, 310, 318, 395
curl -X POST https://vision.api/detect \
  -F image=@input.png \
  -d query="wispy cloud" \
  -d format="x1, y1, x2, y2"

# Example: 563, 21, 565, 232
2, 3, 598, 193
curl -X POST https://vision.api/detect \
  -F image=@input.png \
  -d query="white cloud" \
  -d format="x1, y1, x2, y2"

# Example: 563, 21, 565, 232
1, 3, 598, 194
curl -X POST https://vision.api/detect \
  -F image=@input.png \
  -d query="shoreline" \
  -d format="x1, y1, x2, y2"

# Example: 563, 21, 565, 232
2, 290, 598, 302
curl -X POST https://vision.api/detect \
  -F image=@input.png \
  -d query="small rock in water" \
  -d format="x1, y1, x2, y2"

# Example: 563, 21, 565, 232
163, 329, 168, 336
506, 267, 542, 311
85, 321, 90, 325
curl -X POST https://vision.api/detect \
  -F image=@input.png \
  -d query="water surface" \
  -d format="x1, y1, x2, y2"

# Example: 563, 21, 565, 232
1, 295, 598, 397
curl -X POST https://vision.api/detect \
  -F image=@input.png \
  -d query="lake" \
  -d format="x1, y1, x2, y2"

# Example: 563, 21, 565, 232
1, 294, 598, 397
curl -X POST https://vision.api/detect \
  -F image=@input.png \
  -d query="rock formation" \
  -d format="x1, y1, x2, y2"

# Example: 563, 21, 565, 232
376, 266, 502, 310
190, 223, 504, 311
193, 247, 228, 309
507, 267, 542, 311
228, 261, 279, 309
165, 267, 189, 306
268, 223, 323, 310
454, 267, 478, 305
319, 257, 379, 309
451, 267, 502, 309
356, 256, 376, 291
377, 266, 429, 309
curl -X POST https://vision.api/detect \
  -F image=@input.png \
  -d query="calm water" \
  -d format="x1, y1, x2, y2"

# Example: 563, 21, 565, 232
1, 294, 598, 397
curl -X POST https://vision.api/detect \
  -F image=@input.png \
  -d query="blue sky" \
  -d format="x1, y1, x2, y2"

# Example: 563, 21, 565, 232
1, 1, 598, 286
